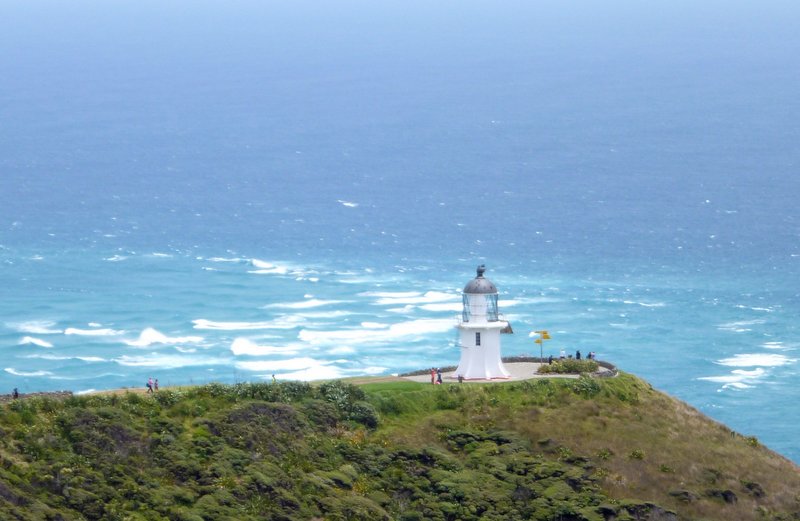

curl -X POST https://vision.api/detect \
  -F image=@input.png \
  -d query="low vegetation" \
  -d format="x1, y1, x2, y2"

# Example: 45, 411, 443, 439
537, 359, 599, 374
0, 374, 798, 520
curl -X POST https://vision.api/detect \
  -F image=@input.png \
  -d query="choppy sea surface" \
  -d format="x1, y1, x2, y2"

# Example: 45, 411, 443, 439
1, 1, 799, 462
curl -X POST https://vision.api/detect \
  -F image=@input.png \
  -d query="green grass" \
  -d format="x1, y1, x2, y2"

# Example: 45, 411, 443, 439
363, 373, 800, 521
0, 375, 798, 520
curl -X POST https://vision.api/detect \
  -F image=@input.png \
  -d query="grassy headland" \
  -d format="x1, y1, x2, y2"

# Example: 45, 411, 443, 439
0, 373, 797, 520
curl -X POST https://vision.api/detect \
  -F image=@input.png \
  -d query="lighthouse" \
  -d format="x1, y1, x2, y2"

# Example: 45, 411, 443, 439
454, 265, 511, 380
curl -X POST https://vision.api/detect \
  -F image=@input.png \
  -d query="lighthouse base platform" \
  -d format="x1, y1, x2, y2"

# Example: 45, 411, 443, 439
401, 363, 590, 384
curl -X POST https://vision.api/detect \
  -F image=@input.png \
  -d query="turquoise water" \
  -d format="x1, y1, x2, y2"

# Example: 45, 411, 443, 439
1, 0, 799, 462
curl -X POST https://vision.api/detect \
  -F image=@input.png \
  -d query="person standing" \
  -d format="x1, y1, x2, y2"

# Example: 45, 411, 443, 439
430, 368, 436, 385
146, 377, 154, 393
436, 368, 443, 385
154, 379, 159, 391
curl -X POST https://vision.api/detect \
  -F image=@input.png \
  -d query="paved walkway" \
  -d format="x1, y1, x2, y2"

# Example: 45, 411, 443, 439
403, 362, 611, 384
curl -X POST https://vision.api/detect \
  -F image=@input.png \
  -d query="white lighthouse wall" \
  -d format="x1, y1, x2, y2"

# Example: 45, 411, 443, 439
455, 326, 510, 380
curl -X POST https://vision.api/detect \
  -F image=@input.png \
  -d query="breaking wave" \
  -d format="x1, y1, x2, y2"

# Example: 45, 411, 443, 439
230, 338, 303, 356
717, 353, 795, 367
125, 327, 204, 347
5, 368, 54, 377
193, 317, 307, 331
19, 336, 54, 348
65, 327, 124, 337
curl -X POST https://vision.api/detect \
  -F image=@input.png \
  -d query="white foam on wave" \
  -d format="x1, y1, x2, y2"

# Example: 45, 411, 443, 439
358, 291, 422, 298
230, 338, 303, 356
19, 336, 54, 348
355, 366, 388, 375
252, 259, 275, 269
193, 317, 307, 331
329, 346, 356, 354
125, 327, 204, 347
499, 297, 561, 308
700, 368, 766, 382
113, 353, 228, 368
263, 299, 348, 310
24, 354, 106, 362
337, 200, 358, 208
698, 368, 766, 390
236, 357, 331, 372
762, 341, 790, 350
78, 356, 106, 362
725, 382, 753, 389
11, 320, 62, 334
206, 257, 247, 263
150, 252, 173, 258
248, 258, 321, 280
622, 300, 666, 308
281, 310, 353, 320
104, 255, 127, 262
361, 322, 389, 329
249, 266, 290, 275
371, 291, 458, 306
5, 368, 53, 377
50, 372, 125, 381
65, 327, 124, 337
298, 318, 455, 346
419, 302, 462, 312
735, 304, 774, 313
275, 365, 344, 381
717, 319, 765, 333
717, 353, 795, 367
338, 276, 388, 284
608, 322, 637, 329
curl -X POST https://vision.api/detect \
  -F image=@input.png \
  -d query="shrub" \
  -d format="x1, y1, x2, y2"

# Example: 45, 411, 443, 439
154, 390, 182, 407
348, 401, 379, 429
538, 359, 599, 375
628, 449, 645, 460
318, 381, 366, 410
596, 448, 613, 461
302, 399, 341, 429
280, 381, 314, 402
572, 376, 601, 397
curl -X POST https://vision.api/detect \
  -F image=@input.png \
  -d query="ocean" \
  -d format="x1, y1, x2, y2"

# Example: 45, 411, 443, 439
1, 0, 799, 462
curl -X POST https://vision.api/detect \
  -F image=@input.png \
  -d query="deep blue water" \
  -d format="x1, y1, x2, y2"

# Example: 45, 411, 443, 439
1, 0, 799, 462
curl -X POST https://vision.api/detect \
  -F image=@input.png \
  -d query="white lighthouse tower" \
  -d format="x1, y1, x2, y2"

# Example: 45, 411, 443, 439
454, 265, 511, 380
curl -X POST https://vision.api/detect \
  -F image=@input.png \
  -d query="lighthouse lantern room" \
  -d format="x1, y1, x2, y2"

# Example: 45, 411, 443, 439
454, 265, 511, 380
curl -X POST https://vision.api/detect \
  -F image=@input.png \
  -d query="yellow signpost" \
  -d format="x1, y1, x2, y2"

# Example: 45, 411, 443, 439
533, 330, 551, 362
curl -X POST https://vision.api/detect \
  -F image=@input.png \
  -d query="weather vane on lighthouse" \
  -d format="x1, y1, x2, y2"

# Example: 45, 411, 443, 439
453, 265, 512, 380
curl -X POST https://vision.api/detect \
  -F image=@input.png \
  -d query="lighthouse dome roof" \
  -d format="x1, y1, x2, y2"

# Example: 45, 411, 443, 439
463, 265, 498, 294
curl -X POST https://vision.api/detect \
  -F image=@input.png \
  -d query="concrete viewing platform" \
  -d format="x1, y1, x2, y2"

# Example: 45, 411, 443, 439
402, 361, 615, 384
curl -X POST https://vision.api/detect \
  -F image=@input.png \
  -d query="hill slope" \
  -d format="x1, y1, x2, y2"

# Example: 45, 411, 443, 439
0, 374, 797, 520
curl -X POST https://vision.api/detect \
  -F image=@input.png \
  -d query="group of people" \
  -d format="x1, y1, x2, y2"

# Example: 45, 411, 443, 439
146, 377, 159, 393
549, 350, 597, 363
430, 367, 443, 385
